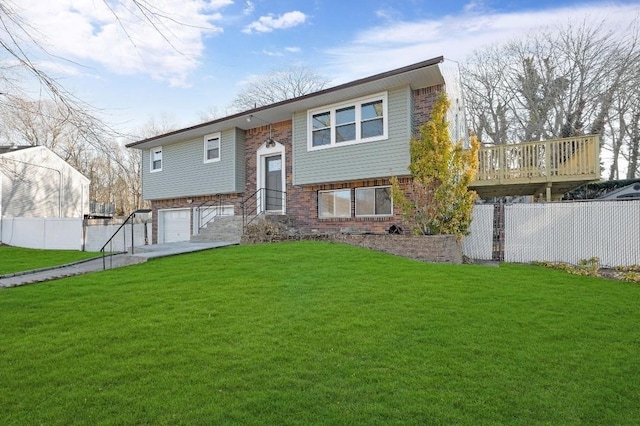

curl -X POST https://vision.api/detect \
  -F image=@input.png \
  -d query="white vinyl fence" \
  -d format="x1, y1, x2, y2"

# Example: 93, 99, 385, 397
504, 200, 640, 266
0, 217, 151, 252
463, 200, 640, 267
0, 217, 83, 250
4, 200, 638, 267
461, 204, 494, 260
84, 222, 151, 252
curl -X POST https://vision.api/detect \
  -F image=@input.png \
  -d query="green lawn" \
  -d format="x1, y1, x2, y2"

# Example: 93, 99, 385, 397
1, 241, 639, 425
0, 245, 101, 275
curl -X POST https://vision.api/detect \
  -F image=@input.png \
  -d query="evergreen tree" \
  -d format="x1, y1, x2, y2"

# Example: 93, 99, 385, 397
391, 93, 479, 238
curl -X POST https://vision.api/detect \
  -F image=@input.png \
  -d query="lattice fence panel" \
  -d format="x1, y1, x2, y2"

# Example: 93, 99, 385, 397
462, 204, 494, 260
505, 200, 640, 267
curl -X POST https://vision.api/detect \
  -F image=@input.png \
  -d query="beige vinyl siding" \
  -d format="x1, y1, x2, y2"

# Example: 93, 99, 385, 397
293, 86, 412, 185
142, 127, 244, 200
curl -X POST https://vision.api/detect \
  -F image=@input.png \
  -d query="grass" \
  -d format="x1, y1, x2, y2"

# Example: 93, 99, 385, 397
0, 245, 101, 275
1, 241, 639, 425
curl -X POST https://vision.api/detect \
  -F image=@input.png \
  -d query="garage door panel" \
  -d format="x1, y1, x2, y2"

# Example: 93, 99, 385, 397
160, 209, 190, 243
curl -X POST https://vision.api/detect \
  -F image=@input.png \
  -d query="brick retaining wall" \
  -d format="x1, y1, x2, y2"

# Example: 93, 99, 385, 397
333, 234, 462, 264
241, 233, 462, 264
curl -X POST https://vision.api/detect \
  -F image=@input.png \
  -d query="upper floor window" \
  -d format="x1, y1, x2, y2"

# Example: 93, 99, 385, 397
151, 147, 162, 172
204, 133, 221, 163
308, 92, 388, 151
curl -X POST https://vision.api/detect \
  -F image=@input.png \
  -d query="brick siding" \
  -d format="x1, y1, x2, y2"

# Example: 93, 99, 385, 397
412, 84, 444, 135
151, 193, 243, 244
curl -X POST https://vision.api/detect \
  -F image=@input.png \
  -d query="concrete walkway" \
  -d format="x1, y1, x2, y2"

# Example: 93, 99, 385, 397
0, 241, 237, 289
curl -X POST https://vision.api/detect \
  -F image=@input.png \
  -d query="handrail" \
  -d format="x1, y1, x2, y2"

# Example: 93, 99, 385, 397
474, 134, 600, 183
100, 209, 151, 270
241, 188, 262, 232
195, 196, 226, 231
241, 188, 286, 232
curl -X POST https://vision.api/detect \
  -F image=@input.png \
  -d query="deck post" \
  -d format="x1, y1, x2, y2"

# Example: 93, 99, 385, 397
545, 140, 551, 181
545, 183, 552, 202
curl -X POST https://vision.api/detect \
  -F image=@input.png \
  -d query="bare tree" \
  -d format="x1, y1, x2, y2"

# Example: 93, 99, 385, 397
463, 45, 513, 146
131, 115, 178, 140
231, 65, 329, 112
463, 18, 640, 179
106, 115, 179, 213
197, 106, 220, 124
0, 0, 208, 213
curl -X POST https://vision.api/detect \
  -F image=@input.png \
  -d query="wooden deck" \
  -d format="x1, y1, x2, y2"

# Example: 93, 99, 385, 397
470, 135, 600, 200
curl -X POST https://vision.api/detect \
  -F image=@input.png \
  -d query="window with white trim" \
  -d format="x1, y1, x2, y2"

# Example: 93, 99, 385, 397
318, 189, 351, 218
308, 92, 388, 150
150, 147, 162, 172
355, 186, 392, 217
204, 133, 221, 163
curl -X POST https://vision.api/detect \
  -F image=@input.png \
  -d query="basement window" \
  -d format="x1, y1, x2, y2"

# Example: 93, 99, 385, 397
355, 186, 392, 217
318, 189, 351, 218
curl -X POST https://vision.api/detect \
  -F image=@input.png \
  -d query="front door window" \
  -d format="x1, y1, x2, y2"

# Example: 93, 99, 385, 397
265, 155, 283, 211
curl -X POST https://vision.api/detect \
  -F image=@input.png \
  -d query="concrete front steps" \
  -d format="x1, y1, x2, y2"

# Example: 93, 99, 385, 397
191, 216, 244, 243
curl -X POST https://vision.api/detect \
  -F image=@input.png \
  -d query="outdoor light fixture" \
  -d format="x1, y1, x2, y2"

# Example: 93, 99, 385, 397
246, 114, 277, 148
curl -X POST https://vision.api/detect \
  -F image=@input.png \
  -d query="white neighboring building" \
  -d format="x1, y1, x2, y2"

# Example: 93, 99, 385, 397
0, 145, 90, 218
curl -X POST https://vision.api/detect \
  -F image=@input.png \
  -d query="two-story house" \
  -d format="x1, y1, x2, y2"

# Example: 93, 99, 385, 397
127, 56, 467, 244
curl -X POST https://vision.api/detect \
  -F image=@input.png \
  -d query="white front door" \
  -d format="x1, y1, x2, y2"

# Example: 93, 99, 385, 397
256, 140, 286, 214
159, 209, 190, 243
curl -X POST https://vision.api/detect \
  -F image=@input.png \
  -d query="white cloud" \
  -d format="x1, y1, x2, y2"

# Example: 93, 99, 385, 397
262, 49, 284, 57
323, 3, 639, 85
13, 0, 231, 87
33, 60, 87, 78
374, 8, 402, 21
259, 46, 301, 56
242, 11, 307, 34
209, 0, 234, 8
463, 0, 488, 13
243, 1, 255, 15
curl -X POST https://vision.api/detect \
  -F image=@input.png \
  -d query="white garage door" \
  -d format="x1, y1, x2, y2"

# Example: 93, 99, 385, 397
159, 209, 191, 243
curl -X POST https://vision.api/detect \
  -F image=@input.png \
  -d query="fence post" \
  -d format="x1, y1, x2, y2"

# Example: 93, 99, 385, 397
492, 202, 505, 262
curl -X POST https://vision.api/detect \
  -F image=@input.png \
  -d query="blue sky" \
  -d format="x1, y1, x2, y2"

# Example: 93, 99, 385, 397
13, 0, 640, 135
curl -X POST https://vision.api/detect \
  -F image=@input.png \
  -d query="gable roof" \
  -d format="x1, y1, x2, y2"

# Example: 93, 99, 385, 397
127, 56, 445, 149
0, 145, 90, 183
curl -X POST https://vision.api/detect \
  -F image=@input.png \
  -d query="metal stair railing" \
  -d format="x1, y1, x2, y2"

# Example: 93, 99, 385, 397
241, 188, 262, 232
99, 209, 151, 270
241, 188, 286, 233
195, 196, 227, 232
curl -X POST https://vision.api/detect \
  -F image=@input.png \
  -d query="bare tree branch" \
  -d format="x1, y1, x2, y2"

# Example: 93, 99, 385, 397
231, 65, 329, 112
463, 17, 640, 179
